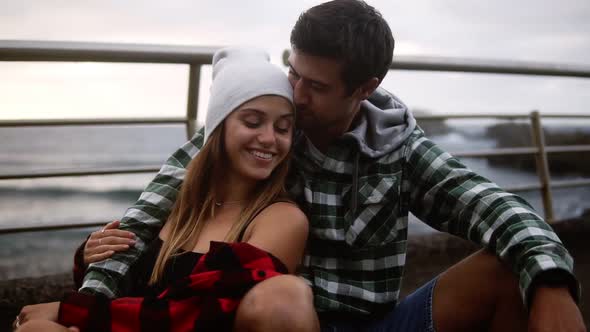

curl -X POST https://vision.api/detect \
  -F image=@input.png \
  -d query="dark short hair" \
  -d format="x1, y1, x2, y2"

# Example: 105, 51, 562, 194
290, 0, 395, 94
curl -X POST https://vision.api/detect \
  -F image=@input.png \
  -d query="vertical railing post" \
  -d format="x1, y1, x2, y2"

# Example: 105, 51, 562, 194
186, 64, 201, 139
530, 110, 555, 223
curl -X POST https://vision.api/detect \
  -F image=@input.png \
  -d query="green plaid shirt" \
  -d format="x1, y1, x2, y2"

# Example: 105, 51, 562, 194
81, 126, 577, 315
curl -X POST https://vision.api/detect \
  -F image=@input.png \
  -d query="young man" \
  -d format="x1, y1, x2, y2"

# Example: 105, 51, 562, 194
80, 1, 584, 331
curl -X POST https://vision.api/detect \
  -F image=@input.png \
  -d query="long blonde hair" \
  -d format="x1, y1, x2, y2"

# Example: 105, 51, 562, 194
149, 123, 292, 285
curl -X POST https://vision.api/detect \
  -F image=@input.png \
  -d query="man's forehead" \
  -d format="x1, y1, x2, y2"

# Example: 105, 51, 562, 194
288, 50, 343, 82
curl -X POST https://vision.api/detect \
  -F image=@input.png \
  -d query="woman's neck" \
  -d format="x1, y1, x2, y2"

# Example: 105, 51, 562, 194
217, 171, 257, 204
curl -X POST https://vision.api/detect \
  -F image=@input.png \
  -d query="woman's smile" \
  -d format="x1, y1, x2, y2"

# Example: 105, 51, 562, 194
248, 149, 275, 161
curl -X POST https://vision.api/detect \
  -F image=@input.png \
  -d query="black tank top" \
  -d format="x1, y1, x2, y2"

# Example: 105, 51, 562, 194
130, 200, 294, 296
129, 237, 203, 297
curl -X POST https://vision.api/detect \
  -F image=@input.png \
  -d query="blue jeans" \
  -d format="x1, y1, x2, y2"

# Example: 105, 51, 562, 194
320, 278, 437, 332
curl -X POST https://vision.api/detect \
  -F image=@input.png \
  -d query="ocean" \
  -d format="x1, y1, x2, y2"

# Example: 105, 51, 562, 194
1, 119, 589, 280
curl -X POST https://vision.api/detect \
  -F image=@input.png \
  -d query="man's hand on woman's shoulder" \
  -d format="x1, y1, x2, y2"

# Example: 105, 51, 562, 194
83, 220, 136, 265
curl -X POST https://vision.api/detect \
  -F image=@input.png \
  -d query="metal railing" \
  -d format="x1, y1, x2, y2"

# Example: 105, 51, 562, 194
0, 41, 219, 233
417, 112, 590, 222
0, 40, 219, 139
1, 40, 589, 234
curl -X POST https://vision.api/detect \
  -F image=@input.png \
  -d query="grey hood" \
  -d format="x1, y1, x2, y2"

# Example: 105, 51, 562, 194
342, 87, 416, 158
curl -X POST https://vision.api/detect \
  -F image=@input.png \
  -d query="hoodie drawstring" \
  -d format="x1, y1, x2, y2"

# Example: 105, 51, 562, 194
350, 152, 360, 216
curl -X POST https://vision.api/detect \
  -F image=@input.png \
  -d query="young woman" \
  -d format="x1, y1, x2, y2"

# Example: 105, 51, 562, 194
15, 47, 309, 332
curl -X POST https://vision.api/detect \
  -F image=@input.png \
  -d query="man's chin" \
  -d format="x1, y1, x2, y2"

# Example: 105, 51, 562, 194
296, 119, 310, 130
296, 116, 317, 130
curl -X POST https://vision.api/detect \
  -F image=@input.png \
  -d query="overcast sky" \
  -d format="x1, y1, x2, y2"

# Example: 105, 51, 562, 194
1, 0, 589, 122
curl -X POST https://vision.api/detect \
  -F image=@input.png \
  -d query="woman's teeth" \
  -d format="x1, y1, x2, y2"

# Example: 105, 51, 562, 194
251, 150, 272, 160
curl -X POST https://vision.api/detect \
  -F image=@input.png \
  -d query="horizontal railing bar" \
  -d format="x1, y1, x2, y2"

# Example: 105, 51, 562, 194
551, 178, 590, 189
503, 183, 542, 192
0, 146, 585, 181
540, 114, 590, 119
283, 50, 590, 78
0, 40, 218, 64
0, 117, 188, 127
2, 116, 585, 127
1, 180, 585, 235
0, 166, 160, 180
2, 115, 585, 127
3, 42, 590, 78
415, 113, 590, 120
442, 179, 590, 192
545, 145, 590, 153
415, 114, 530, 120
0, 222, 106, 235
391, 55, 590, 78
3, 115, 585, 126
451, 145, 590, 158
450, 145, 590, 158
467, 179, 590, 193
452, 147, 538, 158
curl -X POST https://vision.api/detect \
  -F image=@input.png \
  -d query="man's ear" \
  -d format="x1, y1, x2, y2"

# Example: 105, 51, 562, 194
354, 77, 380, 100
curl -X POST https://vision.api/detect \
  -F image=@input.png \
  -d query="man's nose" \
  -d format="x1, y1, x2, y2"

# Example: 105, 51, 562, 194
293, 79, 309, 107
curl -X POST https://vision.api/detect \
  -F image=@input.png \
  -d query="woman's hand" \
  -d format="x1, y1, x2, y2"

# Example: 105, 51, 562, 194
83, 220, 135, 265
14, 302, 80, 331
17, 302, 60, 326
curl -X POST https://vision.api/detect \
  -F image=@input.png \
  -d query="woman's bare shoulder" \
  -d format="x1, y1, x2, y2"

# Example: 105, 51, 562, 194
253, 201, 308, 229
242, 201, 308, 244
245, 201, 309, 273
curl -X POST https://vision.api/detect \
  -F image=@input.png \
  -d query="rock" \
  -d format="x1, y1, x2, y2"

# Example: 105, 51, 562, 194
0, 273, 73, 331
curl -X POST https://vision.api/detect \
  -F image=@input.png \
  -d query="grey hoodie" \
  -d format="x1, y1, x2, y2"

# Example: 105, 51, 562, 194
336, 87, 417, 215
343, 87, 417, 158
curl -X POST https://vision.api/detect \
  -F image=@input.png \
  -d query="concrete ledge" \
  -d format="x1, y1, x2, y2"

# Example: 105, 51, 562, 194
0, 273, 73, 331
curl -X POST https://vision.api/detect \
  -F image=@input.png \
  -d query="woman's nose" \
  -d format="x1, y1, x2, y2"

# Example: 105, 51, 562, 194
257, 125, 276, 145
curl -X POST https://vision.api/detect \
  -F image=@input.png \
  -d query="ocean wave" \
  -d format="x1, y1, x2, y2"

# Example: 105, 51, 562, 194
0, 173, 154, 191
0, 186, 141, 200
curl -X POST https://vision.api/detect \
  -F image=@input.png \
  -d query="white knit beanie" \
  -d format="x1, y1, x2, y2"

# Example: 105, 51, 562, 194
204, 47, 294, 143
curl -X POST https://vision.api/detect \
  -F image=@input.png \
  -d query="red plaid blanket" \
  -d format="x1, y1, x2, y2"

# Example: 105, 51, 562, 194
60, 241, 288, 331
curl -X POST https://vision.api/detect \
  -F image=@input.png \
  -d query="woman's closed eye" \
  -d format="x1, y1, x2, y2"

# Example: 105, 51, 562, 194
242, 114, 262, 128
275, 119, 293, 134
243, 120, 260, 128
239, 109, 293, 134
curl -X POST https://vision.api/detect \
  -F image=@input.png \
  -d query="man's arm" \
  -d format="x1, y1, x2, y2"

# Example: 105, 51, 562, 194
403, 128, 580, 306
79, 128, 204, 297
